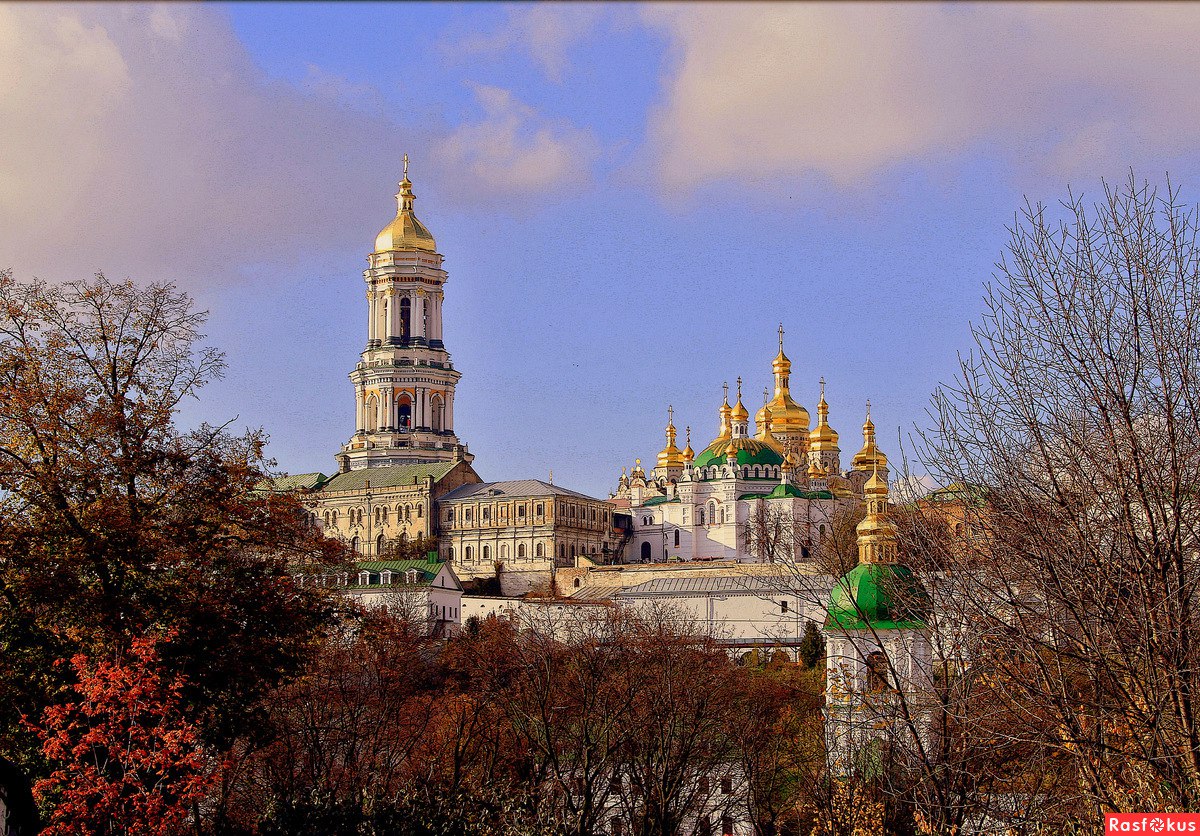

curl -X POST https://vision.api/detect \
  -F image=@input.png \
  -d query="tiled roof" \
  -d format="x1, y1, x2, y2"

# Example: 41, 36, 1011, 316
615, 576, 793, 596
321, 463, 458, 493
259, 472, 328, 492
439, 479, 599, 502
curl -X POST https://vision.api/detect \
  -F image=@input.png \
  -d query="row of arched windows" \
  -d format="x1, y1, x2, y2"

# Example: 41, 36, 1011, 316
322, 503, 423, 529
362, 392, 445, 434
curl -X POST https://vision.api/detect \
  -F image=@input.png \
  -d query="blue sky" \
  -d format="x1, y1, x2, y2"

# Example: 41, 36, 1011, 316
5, 4, 1200, 496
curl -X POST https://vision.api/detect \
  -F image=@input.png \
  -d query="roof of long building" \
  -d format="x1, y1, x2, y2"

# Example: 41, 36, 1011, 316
320, 462, 460, 493
439, 479, 600, 502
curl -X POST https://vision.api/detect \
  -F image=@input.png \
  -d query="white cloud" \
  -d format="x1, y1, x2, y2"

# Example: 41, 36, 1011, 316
441, 5, 609, 83
432, 82, 599, 201
641, 3, 1200, 193
0, 5, 599, 287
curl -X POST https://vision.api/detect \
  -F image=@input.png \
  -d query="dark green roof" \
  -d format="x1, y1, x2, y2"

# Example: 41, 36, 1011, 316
321, 463, 459, 493
825, 563, 929, 631
258, 472, 328, 492
349, 559, 446, 589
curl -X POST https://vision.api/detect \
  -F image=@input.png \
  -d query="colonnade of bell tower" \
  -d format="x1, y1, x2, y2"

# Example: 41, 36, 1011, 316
337, 162, 472, 471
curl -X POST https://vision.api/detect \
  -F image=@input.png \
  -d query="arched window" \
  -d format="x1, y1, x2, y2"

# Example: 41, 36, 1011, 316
483, 545, 491, 561
640, 542, 652, 561
365, 394, 379, 432
574, 577, 582, 588
397, 395, 411, 430
536, 542, 544, 557
866, 651, 891, 692
559, 544, 565, 560
819, 524, 827, 537
399, 297, 411, 342
708, 501, 717, 524
674, 530, 680, 547
447, 546, 454, 561
501, 544, 508, 559
351, 536, 360, 554
431, 394, 444, 433
698, 508, 705, 526
570, 544, 576, 558
719, 507, 726, 524
376, 533, 385, 555
417, 504, 423, 518
465, 545, 473, 561
399, 531, 408, 544
518, 543, 526, 558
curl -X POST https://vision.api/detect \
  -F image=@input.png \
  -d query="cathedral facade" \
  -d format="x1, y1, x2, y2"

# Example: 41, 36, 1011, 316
612, 329, 888, 565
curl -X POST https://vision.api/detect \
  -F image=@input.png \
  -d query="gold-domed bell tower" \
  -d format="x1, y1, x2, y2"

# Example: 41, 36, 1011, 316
857, 462, 899, 566
654, 405, 686, 483
765, 325, 811, 457
730, 377, 751, 439
339, 156, 471, 471
808, 377, 841, 475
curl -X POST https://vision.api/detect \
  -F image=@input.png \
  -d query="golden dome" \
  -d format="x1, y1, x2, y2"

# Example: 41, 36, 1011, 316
374, 158, 437, 253
682, 426, 695, 463
809, 377, 840, 451
657, 405, 685, 469
766, 326, 810, 439
851, 404, 889, 472
808, 458, 824, 479
731, 377, 750, 423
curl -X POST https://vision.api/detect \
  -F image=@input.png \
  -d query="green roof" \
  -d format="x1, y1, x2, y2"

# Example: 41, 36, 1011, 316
691, 440, 785, 472
642, 495, 679, 507
258, 472, 328, 492
825, 563, 929, 631
349, 559, 446, 589
738, 485, 835, 501
321, 463, 459, 493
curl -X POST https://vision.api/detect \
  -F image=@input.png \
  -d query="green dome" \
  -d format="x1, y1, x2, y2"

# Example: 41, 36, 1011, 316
691, 438, 785, 471
825, 563, 929, 631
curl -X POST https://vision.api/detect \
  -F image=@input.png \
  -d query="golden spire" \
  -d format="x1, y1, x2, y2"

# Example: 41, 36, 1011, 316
682, 425, 695, 463
851, 399, 889, 472
731, 376, 749, 423
809, 375, 840, 452
657, 404, 685, 469
374, 154, 438, 253
716, 382, 732, 442
765, 325, 810, 442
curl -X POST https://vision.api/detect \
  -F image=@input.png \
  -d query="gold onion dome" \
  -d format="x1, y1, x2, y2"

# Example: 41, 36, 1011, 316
657, 406, 685, 469
682, 426, 695, 463
809, 377, 840, 451
852, 402, 889, 471
731, 378, 750, 423
766, 326, 811, 438
375, 155, 437, 253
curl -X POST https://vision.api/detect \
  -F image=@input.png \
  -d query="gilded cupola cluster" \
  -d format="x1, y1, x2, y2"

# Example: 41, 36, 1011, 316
620, 326, 889, 508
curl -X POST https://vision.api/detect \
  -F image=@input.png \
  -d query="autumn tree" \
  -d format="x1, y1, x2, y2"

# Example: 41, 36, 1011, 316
917, 174, 1200, 821
0, 273, 341, 795
31, 634, 216, 836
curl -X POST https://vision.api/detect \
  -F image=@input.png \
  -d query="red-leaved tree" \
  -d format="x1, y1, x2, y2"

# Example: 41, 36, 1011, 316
31, 634, 217, 836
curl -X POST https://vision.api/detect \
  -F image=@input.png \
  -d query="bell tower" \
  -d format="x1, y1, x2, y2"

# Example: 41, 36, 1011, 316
338, 158, 472, 471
